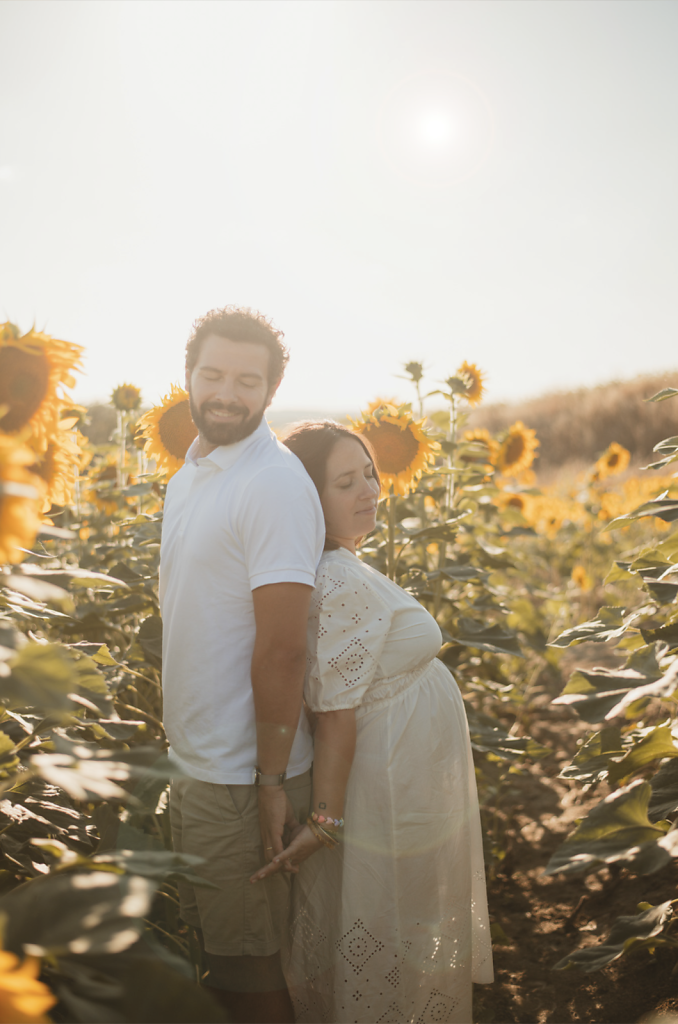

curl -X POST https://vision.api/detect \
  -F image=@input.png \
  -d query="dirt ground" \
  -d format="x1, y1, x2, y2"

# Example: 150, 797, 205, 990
473, 664, 678, 1024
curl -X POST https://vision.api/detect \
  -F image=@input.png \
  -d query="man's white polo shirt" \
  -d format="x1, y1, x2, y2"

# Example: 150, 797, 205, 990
159, 418, 325, 784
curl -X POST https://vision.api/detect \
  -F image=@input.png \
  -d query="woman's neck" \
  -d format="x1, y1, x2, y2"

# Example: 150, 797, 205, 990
327, 536, 356, 554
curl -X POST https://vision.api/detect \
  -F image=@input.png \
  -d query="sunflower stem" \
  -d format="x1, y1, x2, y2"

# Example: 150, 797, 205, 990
117, 410, 128, 489
447, 393, 457, 512
387, 490, 397, 581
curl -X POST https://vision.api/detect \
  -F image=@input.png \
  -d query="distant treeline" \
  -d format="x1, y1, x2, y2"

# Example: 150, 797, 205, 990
467, 372, 678, 472
83, 372, 678, 474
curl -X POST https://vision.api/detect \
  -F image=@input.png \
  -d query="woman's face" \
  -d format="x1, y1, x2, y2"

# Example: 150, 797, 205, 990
321, 437, 380, 550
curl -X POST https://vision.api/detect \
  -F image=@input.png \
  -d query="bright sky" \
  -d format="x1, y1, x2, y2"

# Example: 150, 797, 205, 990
1, 0, 677, 414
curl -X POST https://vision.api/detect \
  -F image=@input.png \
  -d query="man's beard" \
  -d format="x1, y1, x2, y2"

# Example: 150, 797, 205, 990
189, 393, 266, 447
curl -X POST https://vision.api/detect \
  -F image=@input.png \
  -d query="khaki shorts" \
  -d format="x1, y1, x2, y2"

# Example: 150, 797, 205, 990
169, 770, 311, 957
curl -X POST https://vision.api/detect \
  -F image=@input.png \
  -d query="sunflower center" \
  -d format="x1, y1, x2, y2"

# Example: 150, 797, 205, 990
506, 495, 524, 509
361, 421, 420, 475
607, 452, 619, 468
0, 346, 50, 432
503, 434, 526, 467
158, 400, 198, 460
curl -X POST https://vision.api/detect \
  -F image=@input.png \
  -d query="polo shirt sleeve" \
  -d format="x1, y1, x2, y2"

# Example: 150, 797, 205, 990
238, 465, 323, 591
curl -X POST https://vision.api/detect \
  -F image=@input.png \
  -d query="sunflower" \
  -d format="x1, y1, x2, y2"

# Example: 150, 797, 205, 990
0, 434, 44, 564
135, 384, 198, 479
350, 403, 440, 496
29, 420, 85, 510
364, 396, 402, 415
82, 454, 134, 515
462, 428, 499, 468
571, 564, 593, 592
0, 324, 83, 453
497, 421, 539, 477
0, 947, 56, 1023
455, 361, 485, 406
111, 383, 142, 412
594, 442, 630, 481
496, 491, 527, 514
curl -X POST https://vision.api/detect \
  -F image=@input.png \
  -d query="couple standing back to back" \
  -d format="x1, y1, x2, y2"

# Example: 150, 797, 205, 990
160, 306, 493, 1024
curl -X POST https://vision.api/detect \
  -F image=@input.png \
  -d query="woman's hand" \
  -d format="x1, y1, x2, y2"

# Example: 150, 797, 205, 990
250, 824, 322, 883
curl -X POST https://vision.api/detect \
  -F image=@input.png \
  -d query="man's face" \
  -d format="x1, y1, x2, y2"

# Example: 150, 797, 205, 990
187, 334, 277, 448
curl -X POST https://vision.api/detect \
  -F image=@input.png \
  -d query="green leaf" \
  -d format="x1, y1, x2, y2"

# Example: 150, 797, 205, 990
608, 723, 678, 785
92, 644, 118, 667
604, 658, 678, 720
138, 616, 163, 664
0, 870, 155, 956
545, 780, 672, 877
407, 511, 473, 541
51, 942, 227, 1023
641, 621, 678, 646
5, 644, 87, 712
554, 901, 674, 973
642, 436, 678, 471
642, 579, 678, 604
604, 562, 634, 585
448, 618, 523, 657
605, 494, 678, 528
559, 726, 624, 786
29, 752, 132, 802
553, 645, 665, 723
467, 711, 551, 761
95, 848, 216, 889
649, 759, 678, 822
5, 575, 74, 614
549, 607, 642, 648
647, 388, 678, 403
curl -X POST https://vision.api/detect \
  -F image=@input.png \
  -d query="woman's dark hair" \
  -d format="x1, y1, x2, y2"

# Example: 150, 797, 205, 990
185, 306, 288, 386
282, 420, 380, 551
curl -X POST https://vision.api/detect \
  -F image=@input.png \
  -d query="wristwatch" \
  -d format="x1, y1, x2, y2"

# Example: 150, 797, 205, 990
254, 766, 287, 786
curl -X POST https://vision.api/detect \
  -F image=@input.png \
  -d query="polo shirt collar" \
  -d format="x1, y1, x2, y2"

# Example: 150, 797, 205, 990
185, 417, 276, 471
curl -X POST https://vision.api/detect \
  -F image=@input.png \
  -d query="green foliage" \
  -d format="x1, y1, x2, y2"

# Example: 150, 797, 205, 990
2, 359, 677, 1011
554, 901, 677, 972
0, 482, 225, 1020
549, 386, 678, 974
545, 780, 673, 876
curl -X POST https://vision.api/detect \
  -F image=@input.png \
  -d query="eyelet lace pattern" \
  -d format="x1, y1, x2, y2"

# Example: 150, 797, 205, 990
287, 550, 493, 1022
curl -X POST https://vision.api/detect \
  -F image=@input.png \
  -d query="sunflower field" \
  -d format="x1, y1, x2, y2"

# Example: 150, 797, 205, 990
2, 322, 678, 1023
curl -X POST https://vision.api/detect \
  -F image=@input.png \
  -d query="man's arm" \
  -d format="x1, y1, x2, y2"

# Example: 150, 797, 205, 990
251, 581, 313, 860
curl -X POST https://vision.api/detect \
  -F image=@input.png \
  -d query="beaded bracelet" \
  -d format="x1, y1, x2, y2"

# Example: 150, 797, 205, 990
307, 817, 338, 850
311, 811, 344, 829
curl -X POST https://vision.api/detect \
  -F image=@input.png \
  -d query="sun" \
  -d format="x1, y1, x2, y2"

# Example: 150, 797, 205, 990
418, 111, 455, 148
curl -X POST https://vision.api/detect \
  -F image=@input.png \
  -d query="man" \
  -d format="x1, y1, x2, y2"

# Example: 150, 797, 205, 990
159, 306, 324, 1023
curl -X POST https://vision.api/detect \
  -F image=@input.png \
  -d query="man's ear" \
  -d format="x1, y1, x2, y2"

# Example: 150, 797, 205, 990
265, 378, 282, 409
185, 367, 191, 392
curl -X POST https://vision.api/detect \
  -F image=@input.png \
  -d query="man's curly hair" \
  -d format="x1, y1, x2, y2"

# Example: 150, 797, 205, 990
185, 306, 289, 386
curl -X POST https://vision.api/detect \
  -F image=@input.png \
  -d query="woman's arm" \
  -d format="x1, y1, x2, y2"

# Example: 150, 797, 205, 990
312, 707, 356, 820
250, 707, 356, 882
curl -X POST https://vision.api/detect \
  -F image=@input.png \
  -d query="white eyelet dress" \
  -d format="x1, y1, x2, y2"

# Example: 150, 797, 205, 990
284, 548, 493, 1024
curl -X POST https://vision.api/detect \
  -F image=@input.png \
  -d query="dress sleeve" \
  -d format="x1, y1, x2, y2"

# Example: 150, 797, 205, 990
305, 558, 392, 712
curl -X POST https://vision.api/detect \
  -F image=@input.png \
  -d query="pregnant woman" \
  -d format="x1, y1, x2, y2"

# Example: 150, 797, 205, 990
251, 421, 493, 1024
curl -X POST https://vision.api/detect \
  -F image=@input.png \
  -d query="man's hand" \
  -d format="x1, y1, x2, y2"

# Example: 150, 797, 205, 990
250, 824, 322, 883
257, 788, 299, 862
